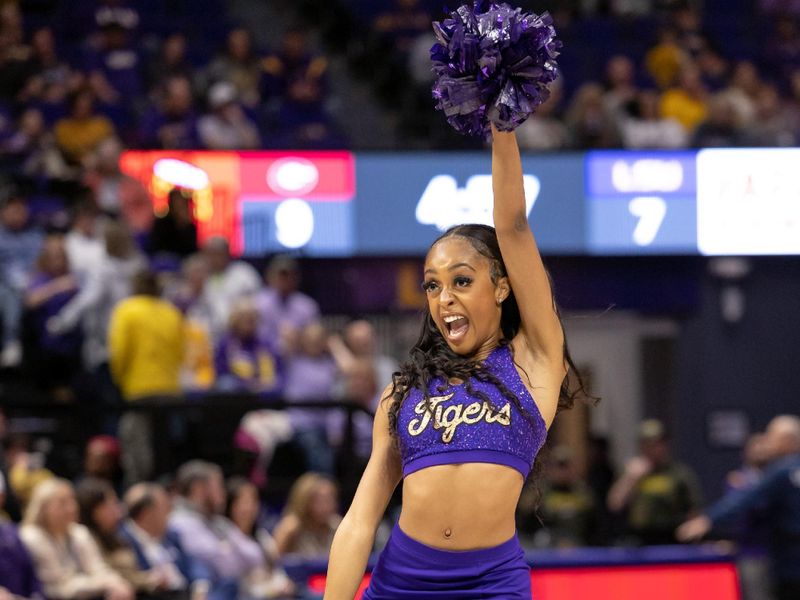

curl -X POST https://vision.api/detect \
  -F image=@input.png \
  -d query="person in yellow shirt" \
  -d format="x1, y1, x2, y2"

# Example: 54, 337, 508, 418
108, 270, 185, 486
659, 65, 709, 134
54, 88, 115, 164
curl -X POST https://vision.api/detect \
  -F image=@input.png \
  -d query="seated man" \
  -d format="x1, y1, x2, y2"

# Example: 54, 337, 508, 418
121, 483, 207, 600
169, 462, 263, 600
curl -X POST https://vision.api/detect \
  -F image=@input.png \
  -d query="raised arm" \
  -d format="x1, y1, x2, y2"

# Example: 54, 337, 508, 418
492, 125, 565, 367
324, 386, 402, 600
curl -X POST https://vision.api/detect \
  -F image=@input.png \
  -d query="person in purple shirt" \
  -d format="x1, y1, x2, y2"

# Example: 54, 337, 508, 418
256, 255, 320, 353
84, 20, 143, 109
284, 322, 340, 474
23, 236, 82, 398
0, 472, 43, 600
214, 299, 283, 397
138, 75, 199, 149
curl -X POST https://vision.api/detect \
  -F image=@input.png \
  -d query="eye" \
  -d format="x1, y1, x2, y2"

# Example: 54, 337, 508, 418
422, 280, 439, 293
454, 276, 472, 288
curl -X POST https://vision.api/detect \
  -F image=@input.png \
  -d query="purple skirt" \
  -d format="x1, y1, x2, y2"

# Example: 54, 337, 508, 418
362, 524, 531, 599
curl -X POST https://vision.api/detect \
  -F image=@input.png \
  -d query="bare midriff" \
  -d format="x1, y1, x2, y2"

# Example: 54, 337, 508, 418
397, 462, 524, 550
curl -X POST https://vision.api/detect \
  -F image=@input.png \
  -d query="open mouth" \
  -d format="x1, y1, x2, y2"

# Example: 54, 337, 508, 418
443, 314, 469, 341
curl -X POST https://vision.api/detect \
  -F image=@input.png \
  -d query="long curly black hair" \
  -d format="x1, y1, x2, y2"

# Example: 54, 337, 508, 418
387, 224, 587, 438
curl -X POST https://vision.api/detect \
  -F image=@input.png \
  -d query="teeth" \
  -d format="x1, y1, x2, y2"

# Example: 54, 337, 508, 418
443, 315, 464, 323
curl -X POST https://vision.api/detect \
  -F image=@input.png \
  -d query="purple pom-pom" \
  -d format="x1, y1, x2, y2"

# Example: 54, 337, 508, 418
431, 2, 561, 139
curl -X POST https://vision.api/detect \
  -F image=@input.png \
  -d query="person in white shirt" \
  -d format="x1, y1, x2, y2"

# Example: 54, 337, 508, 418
201, 237, 261, 341
64, 200, 104, 286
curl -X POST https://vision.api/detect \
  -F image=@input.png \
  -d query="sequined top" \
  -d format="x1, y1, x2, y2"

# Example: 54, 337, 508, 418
397, 344, 547, 479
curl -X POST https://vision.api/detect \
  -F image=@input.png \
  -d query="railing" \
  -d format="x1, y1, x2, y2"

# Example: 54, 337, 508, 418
0, 385, 374, 503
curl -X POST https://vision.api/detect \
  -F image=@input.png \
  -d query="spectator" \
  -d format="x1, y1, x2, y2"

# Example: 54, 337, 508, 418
691, 93, 747, 147
3, 108, 72, 182
645, 27, 686, 90
205, 28, 262, 108
261, 29, 327, 102
139, 75, 200, 149
620, 89, 688, 148
276, 77, 341, 149
696, 46, 729, 92
256, 254, 320, 352
723, 433, 775, 600
64, 199, 104, 285
148, 188, 198, 259
659, 64, 709, 133
743, 83, 798, 147
169, 461, 263, 600
678, 415, 800, 600
77, 477, 176, 596
83, 136, 154, 240
109, 270, 185, 485
19, 478, 134, 600
607, 419, 702, 545
515, 77, 570, 151
372, 0, 431, 57
327, 357, 379, 463
284, 322, 339, 474
19, 27, 78, 107
121, 483, 207, 600
48, 219, 145, 379
0, 472, 42, 599
762, 16, 800, 93
170, 255, 215, 391
198, 82, 260, 150
723, 61, 762, 127
146, 33, 195, 96
535, 446, 597, 548
273, 473, 341, 558
84, 19, 143, 108
564, 83, 621, 148
603, 55, 639, 119
0, 191, 44, 367
80, 435, 123, 493
23, 235, 82, 400
225, 478, 295, 599
201, 236, 260, 339
0, 4, 32, 101
340, 319, 398, 388
53, 88, 115, 165
214, 299, 282, 396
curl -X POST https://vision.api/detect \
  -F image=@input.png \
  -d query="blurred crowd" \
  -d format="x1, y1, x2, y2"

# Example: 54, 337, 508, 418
0, 0, 798, 159
2, 402, 800, 600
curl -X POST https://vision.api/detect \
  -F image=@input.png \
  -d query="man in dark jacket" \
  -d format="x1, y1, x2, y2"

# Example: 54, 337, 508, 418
121, 483, 209, 600
678, 415, 800, 600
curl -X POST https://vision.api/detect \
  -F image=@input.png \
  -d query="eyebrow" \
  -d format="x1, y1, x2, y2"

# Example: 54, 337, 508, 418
424, 262, 477, 275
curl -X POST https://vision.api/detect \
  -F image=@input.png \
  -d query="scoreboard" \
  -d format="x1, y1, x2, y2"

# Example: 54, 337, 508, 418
121, 148, 800, 257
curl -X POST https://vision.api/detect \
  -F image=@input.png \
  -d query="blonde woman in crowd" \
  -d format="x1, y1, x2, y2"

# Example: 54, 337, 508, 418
19, 478, 133, 600
273, 473, 341, 558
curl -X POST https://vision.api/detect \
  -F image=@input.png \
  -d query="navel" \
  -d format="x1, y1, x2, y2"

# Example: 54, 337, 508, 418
443, 527, 452, 538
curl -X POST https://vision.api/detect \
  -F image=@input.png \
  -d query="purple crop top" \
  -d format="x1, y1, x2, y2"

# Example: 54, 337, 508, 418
397, 344, 547, 479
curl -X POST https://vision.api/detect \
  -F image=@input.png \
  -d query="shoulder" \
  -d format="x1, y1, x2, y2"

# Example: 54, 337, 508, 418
69, 523, 95, 544
19, 524, 46, 545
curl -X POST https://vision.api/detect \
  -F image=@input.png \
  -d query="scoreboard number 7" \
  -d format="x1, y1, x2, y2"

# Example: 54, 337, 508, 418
628, 196, 667, 247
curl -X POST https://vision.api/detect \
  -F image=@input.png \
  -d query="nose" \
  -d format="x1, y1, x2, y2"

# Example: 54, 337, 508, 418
439, 286, 455, 305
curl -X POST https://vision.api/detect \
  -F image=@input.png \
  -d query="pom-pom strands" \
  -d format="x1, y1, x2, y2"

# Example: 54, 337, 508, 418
431, 2, 561, 139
